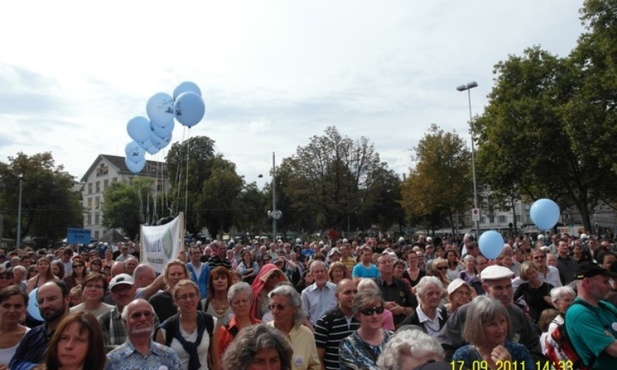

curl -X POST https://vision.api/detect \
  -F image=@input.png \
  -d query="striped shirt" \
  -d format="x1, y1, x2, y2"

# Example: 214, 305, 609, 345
314, 307, 359, 370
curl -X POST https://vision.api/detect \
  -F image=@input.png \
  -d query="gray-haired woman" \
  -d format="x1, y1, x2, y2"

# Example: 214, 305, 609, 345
222, 323, 293, 370
452, 296, 535, 370
215, 282, 261, 358
268, 284, 320, 370
377, 328, 446, 370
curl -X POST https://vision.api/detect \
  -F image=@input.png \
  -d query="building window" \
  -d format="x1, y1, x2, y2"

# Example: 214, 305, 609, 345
516, 215, 521, 222
103, 179, 109, 191
112, 177, 118, 183
498, 215, 507, 223
96, 181, 101, 193
157, 179, 164, 191
94, 230, 100, 240
88, 183, 93, 194
489, 215, 495, 224
95, 213, 100, 225
95, 197, 100, 209
87, 198, 93, 209
86, 214, 91, 225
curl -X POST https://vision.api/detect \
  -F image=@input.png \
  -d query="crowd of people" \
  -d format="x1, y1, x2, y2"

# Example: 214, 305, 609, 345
0, 231, 615, 370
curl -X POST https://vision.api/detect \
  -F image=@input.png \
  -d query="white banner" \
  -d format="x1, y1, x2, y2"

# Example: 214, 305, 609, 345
140, 214, 183, 273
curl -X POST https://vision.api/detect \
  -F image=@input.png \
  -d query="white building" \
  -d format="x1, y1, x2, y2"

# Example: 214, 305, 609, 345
80, 154, 168, 240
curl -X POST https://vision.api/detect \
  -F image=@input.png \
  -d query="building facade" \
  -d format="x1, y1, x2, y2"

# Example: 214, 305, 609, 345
80, 154, 168, 240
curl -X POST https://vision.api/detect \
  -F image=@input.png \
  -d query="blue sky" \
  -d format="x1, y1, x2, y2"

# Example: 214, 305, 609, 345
0, 1, 585, 188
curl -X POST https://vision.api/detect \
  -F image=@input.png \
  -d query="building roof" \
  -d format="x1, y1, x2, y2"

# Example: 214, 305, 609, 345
80, 154, 166, 182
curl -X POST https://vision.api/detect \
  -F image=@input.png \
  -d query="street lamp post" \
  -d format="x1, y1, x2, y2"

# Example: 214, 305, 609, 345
16, 174, 23, 248
456, 81, 480, 241
268, 152, 282, 242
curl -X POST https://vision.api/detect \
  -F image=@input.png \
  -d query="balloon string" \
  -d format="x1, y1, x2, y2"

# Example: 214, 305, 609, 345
185, 128, 191, 222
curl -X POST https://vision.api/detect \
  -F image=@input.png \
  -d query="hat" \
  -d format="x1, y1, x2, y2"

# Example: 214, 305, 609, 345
580, 233, 588, 240
109, 273, 134, 289
328, 247, 341, 257
447, 278, 468, 296
480, 265, 514, 281
575, 261, 617, 280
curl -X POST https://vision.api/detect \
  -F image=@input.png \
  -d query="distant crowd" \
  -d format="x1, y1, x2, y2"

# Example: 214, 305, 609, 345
0, 231, 615, 370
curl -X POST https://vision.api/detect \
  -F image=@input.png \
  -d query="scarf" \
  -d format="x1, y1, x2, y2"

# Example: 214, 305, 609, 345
174, 312, 206, 370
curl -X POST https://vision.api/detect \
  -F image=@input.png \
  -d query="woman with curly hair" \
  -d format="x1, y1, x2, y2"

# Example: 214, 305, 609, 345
222, 323, 292, 370
45, 311, 106, 370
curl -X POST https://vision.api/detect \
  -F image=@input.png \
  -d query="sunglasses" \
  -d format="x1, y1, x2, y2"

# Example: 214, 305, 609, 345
268, 303, 288, 311
437, 266, 448, 270
359, 306, 385, 316
533, 255, 546, 260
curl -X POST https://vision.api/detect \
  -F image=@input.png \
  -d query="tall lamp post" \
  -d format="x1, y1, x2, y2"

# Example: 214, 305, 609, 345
268, 152, 282, 242
16, 174, 23, 248
456, 81, 480, 241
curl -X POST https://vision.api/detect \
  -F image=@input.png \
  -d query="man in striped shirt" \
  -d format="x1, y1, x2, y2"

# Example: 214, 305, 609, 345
314, 278, 359, 370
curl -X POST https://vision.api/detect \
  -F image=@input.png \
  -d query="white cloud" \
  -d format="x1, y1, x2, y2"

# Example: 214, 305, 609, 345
0, 0, 585, 189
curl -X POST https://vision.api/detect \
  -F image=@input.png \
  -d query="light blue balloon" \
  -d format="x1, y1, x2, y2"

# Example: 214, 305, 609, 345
173, 81, 202, 100
145, 145, 159, 155
530, 198, 560, 230
479, 230, 505, 260
125, 142, 145, 163
28, 288, 43, 321
150, 120, 174, 139
125, 156, 146, 173
127, 116, 151, 144
174, 92, 205, 128
147, 92, 175, 128
139, 139, 153, 150
149, 129, 172, 150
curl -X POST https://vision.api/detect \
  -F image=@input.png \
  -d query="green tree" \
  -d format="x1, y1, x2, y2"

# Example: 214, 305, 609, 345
358, 166, 405, 234
196, 157, 243, 237
166, 136, 226, 234
475, 42, 617, 232
400, 124, 471, 234
0, 152, 83, 246
284, 126, 385, 231
235, 182, 267, 235
102, 178, 154, 239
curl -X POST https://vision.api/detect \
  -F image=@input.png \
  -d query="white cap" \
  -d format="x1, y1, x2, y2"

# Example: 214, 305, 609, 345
580, 233, 588, 240
328, 247, 341, 257
480, 265, 514, 281
447, 278, 468, 296
109, 273, 134, 290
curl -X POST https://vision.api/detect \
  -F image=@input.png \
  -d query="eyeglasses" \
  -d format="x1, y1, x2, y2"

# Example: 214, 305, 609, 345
359, 306, 385, 316
533, 255, 546, 260
268, 303, 288, 311
176, 293, 198, 301
130, 311, 154, 319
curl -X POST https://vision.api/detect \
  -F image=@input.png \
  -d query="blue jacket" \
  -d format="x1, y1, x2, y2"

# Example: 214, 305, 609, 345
186, 262, 210, 299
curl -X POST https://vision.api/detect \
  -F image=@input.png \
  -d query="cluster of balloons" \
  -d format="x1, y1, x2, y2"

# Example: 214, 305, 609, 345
479, 198, 560, 260
124, 81, 206, 173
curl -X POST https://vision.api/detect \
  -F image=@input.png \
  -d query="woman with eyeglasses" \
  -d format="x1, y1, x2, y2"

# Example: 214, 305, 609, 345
156, 279, 219, 370
339, 289, 393, 370
63, 260, 87, 290
203, 267, 234, 327
426, 257, 450, 289
88, 258, 103, 274
267, 284, 320, 370
400, 276, 448, 337
69, 273, 113, 318
250, 264, 288, 320
445, 278, 473, 314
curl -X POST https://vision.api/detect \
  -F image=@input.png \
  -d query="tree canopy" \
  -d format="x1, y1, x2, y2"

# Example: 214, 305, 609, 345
475, 0, 617, 232
0, 152, 83, 246
400, 124, 471, 233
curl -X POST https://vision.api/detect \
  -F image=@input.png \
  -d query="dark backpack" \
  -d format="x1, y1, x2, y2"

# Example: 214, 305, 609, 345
545, 300, 617, 370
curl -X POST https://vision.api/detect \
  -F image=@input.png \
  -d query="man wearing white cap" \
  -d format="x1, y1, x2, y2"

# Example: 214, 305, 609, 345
99, 273, 137, 350
435, 265, 543, 364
